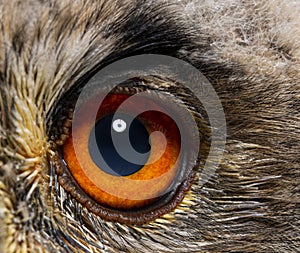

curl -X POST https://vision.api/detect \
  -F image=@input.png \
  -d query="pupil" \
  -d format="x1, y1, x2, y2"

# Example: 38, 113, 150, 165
88, 114, 151, 176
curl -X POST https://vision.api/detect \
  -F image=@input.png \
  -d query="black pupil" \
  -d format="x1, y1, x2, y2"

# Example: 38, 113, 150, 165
88, 114, 151, 176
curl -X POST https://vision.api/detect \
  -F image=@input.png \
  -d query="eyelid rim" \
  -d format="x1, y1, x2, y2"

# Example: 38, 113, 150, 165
52, 83, 202, 224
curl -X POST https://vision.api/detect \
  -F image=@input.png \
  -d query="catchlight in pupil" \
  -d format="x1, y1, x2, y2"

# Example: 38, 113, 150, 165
88, 113, 151, 176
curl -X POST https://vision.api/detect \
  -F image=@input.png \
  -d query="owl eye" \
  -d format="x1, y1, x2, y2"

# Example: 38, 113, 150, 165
50, 55, 219, 224
62, 93, 182, 211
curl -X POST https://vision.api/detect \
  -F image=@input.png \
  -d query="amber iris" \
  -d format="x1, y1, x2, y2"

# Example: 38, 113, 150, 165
63, 93, 181, 210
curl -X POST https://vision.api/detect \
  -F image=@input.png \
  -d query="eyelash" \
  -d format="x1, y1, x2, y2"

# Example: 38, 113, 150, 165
49, 75, 209, 224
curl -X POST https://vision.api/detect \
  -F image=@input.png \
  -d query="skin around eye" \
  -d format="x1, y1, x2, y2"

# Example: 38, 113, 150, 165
62, 93, 181, 210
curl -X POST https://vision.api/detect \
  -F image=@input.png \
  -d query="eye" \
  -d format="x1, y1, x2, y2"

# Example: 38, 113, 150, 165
62, 92, 182, 211
50, 55, 225, 224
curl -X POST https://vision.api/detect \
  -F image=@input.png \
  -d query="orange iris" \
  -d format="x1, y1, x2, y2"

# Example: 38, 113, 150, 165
63, 93, 181, 210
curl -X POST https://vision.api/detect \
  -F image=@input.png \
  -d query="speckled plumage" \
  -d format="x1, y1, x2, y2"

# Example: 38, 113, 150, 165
0, 0, 299, 252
